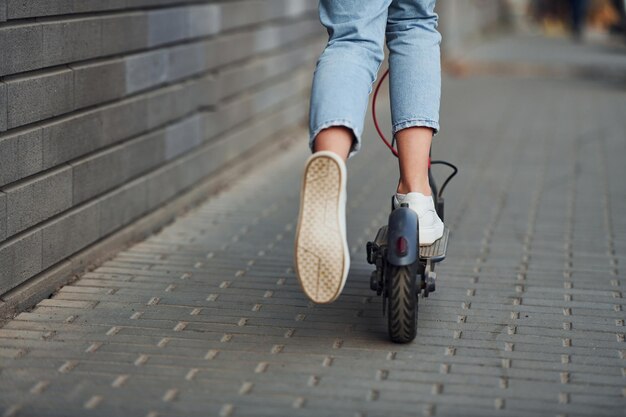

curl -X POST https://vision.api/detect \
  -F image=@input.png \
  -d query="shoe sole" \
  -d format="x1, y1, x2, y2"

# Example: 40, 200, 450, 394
419, 223, 445, 246
294, 152, 349, 304
393, 195, 444, 246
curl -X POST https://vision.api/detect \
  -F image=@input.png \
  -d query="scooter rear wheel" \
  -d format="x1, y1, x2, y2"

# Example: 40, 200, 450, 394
387, 264, 418, 343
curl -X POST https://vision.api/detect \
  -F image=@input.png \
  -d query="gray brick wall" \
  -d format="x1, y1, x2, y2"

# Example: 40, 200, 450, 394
0, 0, 323, 298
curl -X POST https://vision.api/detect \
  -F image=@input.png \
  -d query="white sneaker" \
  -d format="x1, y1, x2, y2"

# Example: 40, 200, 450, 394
294, 151, 350, 303
393, 192, 444, 246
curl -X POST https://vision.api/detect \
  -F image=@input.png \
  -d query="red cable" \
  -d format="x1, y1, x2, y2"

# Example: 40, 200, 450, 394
371, 68, 398, 158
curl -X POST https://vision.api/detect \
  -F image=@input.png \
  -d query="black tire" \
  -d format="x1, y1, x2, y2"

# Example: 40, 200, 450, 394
387, 264, 418, 343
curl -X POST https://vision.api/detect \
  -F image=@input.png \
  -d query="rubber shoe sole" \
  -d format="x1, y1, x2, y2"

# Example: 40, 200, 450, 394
417, 222, 444, 246
393, 193, 444, 246
294, 151, 350, 304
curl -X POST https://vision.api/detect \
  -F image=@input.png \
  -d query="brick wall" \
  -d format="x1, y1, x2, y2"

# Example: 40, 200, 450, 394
0, 0, 324, 299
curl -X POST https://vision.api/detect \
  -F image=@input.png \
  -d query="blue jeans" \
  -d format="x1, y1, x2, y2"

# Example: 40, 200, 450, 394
309, 0, 441, 159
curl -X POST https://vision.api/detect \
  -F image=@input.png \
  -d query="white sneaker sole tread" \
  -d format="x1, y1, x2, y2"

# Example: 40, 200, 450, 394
294, 152, 349, 304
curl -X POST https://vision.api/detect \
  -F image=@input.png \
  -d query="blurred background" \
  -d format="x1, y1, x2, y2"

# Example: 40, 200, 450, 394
439, 0, 626, 76
442, 0, 626, 47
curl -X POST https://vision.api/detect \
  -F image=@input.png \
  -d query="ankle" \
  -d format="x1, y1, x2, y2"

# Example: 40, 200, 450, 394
396, 181, 432, 196
313, 126, 354, 162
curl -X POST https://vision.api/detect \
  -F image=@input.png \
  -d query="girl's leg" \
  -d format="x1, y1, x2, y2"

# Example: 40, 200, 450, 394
308, 0, 392, 161
313, 126, 353, 162
296, 0, 391, 304
386, 0, 444, 245
385, 0, 442, 195
395, 127, 433, 195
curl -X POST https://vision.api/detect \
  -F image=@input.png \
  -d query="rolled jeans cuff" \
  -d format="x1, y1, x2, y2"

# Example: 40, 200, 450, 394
392, 118, 440, 138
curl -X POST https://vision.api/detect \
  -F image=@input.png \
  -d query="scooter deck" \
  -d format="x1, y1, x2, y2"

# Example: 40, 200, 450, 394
419, 227, 449, 262
373, 226, 449, 263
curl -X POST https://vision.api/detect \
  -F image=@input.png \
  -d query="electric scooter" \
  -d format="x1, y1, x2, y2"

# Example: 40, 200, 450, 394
366, 68, 458, 343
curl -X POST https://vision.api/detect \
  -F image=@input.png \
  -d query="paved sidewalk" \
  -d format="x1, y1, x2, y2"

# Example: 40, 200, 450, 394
1, 63, 625, 416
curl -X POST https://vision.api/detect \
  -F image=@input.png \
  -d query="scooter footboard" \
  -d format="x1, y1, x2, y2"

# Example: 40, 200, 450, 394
419, 227, 449, 263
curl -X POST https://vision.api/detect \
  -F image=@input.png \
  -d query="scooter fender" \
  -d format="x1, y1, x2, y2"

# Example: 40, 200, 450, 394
386, 207, 419, 266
